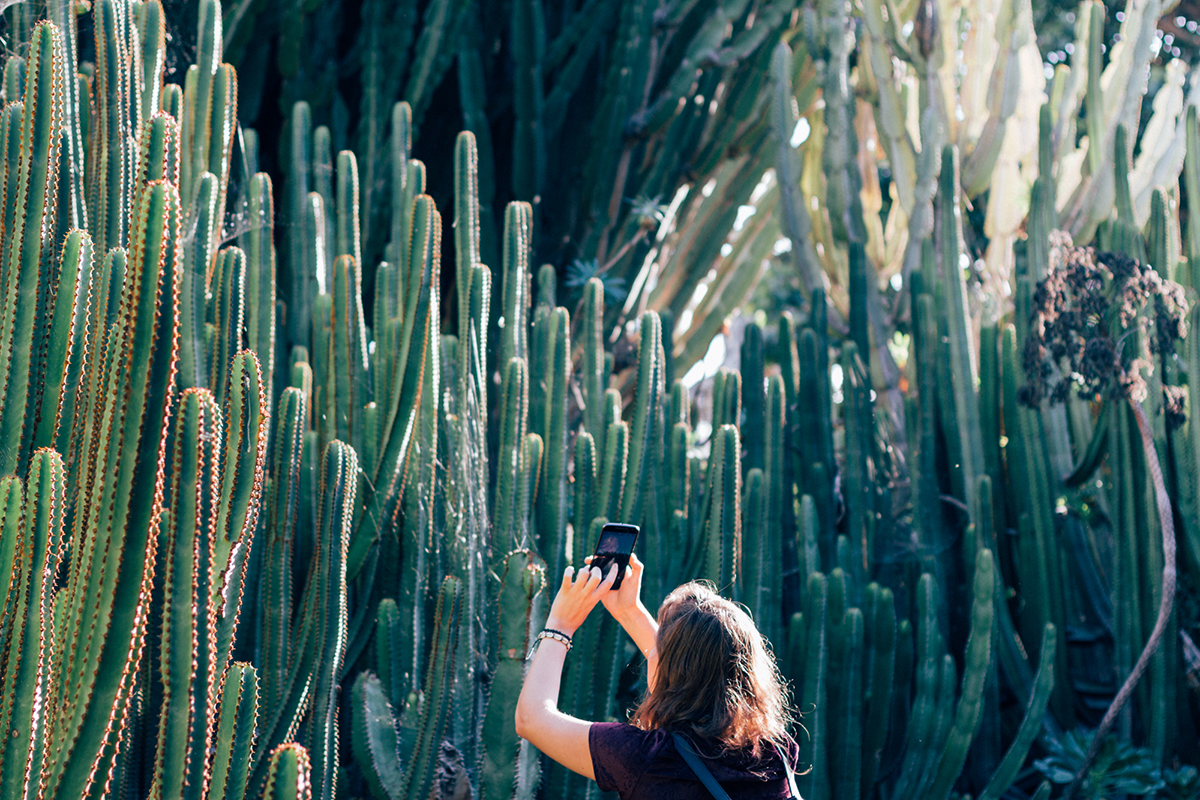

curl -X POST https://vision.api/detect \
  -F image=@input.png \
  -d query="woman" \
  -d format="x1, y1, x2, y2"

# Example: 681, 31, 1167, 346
515, 553, 800, 799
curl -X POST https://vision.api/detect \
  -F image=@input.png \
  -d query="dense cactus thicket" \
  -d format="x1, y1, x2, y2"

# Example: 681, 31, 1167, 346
3, 0, 1200, 798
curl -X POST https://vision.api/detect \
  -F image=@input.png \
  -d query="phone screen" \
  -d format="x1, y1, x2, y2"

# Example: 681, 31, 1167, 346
592, 524, 639, 590
596, 529, 636, 556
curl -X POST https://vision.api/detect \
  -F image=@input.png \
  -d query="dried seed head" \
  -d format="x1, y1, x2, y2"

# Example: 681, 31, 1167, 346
1020, 244, 1188, 409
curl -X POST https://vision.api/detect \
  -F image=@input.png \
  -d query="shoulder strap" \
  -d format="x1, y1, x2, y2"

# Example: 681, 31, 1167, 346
672, 734, 804, 800
671, 734, 733, 800
774, 743, 802, 799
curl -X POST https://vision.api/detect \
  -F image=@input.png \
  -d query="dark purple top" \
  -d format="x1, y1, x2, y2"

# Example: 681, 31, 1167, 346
589, 722, 801, 799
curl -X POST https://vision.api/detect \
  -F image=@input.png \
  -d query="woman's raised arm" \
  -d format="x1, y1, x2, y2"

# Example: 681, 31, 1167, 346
514, 563, 617, 779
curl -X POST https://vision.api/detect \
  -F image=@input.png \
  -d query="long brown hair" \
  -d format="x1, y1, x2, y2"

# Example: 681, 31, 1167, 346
632, 582, 793, 758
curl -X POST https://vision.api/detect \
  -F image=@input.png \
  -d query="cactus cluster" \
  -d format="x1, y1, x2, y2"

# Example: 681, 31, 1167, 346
3, 0, 1200, 798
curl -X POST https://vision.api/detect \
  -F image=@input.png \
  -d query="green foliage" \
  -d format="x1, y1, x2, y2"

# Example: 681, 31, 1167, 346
1160, 766, 1200, 800
1036, 731, 1165, 799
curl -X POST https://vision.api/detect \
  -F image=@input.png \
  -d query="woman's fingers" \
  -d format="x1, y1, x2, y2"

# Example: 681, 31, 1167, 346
561, 566, 575, 592
589, 564, 618, 600
570, 565, 589, 591
584, 565, 605, 590
628, 554, 644, 588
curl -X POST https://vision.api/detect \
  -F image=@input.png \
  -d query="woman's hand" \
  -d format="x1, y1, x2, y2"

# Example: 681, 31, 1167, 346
544, 563, 618, 635
587, 552, 646, 623
586, 553, 658, 666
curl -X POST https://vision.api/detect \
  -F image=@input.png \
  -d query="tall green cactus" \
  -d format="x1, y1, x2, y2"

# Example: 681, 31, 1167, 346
743, 465, 766, 604
252, 440, 355, 793
0, 20, 64, 479
580, 278, 607, 444
495, 357, 530, 551
353, 190, 441, 574
480, 551, 545, 800
42, 141, 184, 800
538, 307, 571, 576
209, 664, 260, 800
936, 146, 987, 532
711, 367, 741, 433
799, 572, 828, 800
705, 424, 742, 597
928, 549, 995, 800
798, 314, 835, 565
500, 202, 532, 371
306, 441, 357, 799
153, 388, 220, 800
258, 386, 306, 712
741, 322, 765, 469
243, 172, 277, 402
840, 342, 873, 593
0, 449, 63, 798
446, 131, 493, 767
89, 0, 133, 254
861, 583, 895, 797
352, 576, 465, 800
830, 606, 864, 800
571, 433, 597, 564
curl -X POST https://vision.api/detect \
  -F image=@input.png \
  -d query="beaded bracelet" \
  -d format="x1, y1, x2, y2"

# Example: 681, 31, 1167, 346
525, 628, 573, 659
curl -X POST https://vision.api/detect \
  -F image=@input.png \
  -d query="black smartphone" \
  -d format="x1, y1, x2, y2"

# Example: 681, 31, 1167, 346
591, 523, 639, 590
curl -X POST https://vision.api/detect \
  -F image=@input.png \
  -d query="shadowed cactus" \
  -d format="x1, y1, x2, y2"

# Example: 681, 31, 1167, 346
351, 575, 465, 800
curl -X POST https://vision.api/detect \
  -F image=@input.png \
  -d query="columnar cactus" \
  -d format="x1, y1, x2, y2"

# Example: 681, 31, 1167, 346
263, 744, 313, 800
351, 576, 464, 800
0, 449, 64, 797
480, 551, 545, 800
208, 664, 260, 800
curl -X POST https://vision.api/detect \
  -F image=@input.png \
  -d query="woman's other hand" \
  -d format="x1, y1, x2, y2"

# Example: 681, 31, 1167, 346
588, 553, 646, 623
587, 553, 657, 667
544, 563, 618, 635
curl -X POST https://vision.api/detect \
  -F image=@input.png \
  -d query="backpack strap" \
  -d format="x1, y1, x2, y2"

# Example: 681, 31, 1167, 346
671, 734, 803, 800
671, 734, 732, 800
774, 742, 801, 799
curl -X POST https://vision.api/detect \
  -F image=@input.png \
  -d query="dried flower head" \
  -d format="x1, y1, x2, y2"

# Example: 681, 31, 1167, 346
1020, 243, 1187, 415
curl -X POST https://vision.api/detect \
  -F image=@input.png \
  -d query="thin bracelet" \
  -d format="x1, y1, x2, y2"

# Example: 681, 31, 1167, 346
526, 628, 573, 659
